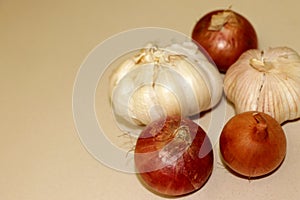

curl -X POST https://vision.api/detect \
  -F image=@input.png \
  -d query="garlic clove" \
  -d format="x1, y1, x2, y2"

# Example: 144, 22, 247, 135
128, 85, 179, 125
109, 52, 146, 95
224, 46, 300, 124
166, 42, 223, 109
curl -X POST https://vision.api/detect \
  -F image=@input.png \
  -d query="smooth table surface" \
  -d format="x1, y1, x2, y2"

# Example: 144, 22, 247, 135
1, 0, 300, 199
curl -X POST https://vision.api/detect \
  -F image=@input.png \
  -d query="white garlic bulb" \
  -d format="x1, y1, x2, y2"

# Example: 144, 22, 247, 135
110, 41, 223, 129
224, 46, 300, 124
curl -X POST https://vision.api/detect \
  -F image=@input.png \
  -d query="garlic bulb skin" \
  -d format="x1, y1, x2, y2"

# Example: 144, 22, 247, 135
110, 42, 223, 128
224, 46, 300, 124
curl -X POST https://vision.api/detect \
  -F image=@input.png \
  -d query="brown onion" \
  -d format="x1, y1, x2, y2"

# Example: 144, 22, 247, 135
192, 9, 258, 73
134, 116, 213, 196
219, 111, 287, 178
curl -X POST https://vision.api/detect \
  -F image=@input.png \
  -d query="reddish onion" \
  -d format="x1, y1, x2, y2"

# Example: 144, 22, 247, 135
192, 9, 258, 73
219, 111, 287, 178
134, 116, 213, 196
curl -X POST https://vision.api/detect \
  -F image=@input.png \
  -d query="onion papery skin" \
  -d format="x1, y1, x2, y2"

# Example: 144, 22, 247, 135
134, 116, 213, 196
219, 111, 287, 178
192, 9, 258, 73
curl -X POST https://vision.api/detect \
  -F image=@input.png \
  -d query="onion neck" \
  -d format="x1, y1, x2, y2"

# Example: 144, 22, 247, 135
252, 113, 268, 141
158, 125, 192, 165
208, 10, 237, 31
174, 125, 192, 143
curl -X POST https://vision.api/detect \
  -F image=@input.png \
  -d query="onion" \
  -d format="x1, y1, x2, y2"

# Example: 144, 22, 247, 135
134, 116, 213, 196
191, 9, 258, 73
219, 111, 287, 178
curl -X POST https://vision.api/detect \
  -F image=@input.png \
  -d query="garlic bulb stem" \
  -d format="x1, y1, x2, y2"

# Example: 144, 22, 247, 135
250, 58, 271, 72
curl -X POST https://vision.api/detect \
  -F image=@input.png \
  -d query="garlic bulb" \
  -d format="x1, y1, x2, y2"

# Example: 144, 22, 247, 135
110, 41, 223, 129
224, 46, 300, 124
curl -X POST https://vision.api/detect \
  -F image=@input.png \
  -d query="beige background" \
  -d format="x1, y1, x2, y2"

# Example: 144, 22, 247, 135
1, 0, 300, 199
